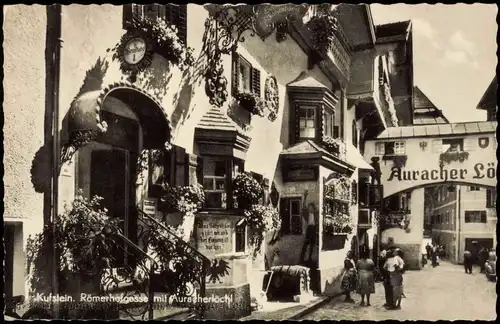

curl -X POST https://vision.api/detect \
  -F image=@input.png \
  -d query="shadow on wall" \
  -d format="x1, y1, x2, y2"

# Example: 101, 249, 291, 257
30, 57, 110, 195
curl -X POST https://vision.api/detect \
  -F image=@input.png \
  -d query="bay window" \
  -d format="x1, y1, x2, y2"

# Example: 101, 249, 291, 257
201, 157, 245, 210
324, 109, 335, 138
299, 106, 317, 139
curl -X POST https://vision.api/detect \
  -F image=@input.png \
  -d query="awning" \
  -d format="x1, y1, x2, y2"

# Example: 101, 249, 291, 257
345, 143, 374, 171
67, 82, 171, 150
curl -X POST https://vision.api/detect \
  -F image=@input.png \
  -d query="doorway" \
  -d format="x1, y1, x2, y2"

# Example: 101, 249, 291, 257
465, 238, 494, 265
79, 110, 139, 267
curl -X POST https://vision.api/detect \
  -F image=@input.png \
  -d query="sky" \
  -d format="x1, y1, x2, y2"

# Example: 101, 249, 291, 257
370, 4, 497, 123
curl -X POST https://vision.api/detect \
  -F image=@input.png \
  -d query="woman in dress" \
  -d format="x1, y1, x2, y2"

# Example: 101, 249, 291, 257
356, 249, 375, 306
341, 251, 357, 303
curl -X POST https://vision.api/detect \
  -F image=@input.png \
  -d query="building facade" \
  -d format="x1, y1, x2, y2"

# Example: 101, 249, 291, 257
4, 4, 410, 319
476, 77, 497, 122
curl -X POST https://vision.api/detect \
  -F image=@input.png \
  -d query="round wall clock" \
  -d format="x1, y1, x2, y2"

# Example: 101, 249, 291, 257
124, 37, 147, 65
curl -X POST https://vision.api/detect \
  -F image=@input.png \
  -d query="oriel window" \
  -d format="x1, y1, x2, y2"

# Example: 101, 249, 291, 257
299, 106, 316, 139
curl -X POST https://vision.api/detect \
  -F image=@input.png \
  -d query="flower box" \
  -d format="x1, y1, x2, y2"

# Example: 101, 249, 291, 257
439, 151, 469, 165
234, 92, 266, 117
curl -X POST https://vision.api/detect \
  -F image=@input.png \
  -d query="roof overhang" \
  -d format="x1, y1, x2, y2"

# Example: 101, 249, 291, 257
280, 150, 356, 176
194, 128, 251, 160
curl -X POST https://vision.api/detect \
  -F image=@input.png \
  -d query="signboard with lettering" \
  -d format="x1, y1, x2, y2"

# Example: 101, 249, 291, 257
196, 218, 234, 256
363, 132, 497, 198
143, 199, 157, 216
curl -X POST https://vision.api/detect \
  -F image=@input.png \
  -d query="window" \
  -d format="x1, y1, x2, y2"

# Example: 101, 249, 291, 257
238, 59, 252, 93
203, 159, 228, 209
232, 53, 261, 95
469, 186, 480, 191
384, 141, 405, 155
352, 120, 358, 147
451, 209, 455, 224
486, 188, 496, 208
442, 138, 464, 153
123, 4, 187, 44
375, 142, 385, 155
464, 210, 487, 223
299, 106, 316, 139
280, 198, 302, 235
446, 211, 450, 224
324, 109, 335, 138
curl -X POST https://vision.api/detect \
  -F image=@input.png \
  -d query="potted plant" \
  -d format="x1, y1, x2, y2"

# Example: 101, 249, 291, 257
234, 91, 266, 117
244, 205, 281, 259
233, 172, 263, 210
439, 151, 469, 165
26, 191, 121, 317
158, 183, 205, 241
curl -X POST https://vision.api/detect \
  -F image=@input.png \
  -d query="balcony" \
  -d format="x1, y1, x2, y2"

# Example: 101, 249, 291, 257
358, 183, 383, 209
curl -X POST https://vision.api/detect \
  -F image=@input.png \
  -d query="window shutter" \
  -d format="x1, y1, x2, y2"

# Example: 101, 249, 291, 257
251, 67, 261, 96
232, 52, 240, 95
481, 211, 487, 223
166, 4, 187, 45
196, 156, 204, 186
486, 189, 492, 207
463, 138, 475, 152
280, 198, 290, 235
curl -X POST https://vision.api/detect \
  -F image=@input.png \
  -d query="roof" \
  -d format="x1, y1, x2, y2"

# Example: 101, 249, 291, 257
287, 71, 330, 89
413, 86, 450, 124
280, 140, 373, 171
375, 20, 411, 42
477, 77, 497, 111
196, 106, 241, 132
374, 121, 497, 140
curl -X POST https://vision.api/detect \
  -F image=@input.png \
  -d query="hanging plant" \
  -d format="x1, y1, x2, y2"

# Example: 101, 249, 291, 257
306, 14, 340, 54
234, 91, 267, 117
392, 155, 408, 168
322, 136, 346, 159
439, 151, 469, 165
382, 83, 399, 127
244, 205, 281, 260
233, 172, 263, 209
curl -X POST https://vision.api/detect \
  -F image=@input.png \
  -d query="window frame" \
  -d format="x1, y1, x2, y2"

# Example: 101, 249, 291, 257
298, 105, 318, 140
232, 52, 261, 96
442, 138, 464, 153
324, 108, 336, 138
238, 57, 253, 93
280, 197, 303, 235
469, 186, 480, 192
375, 142, 385, 155
464, 210, 487, 223
201, 156, 244, 211
486, 188, 496, 208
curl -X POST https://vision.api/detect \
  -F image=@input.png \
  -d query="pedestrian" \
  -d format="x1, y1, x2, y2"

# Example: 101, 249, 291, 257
463, 249, 473, 274
341, 252, 357, 303
356, 249, 375, 307
384, 248, 405, 310
425, 243, 432, 260
431, 244, 438, 267
479, 247, 489, 273
300, 202, 318, 264
381, 249, 394, 308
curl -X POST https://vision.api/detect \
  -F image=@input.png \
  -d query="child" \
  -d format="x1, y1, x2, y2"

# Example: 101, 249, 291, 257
341, 257, 357, 303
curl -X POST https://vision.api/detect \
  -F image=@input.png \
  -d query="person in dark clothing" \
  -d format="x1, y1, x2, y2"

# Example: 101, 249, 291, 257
381, 249, 394, 308
431, 245, 438, 267
300, 197, 319, 264
463, 249, 473, 274
478, 247, 489, 273
425, 243, 432, 260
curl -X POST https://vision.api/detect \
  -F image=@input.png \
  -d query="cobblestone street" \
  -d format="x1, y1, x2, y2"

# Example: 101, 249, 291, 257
302, 261, 496, 321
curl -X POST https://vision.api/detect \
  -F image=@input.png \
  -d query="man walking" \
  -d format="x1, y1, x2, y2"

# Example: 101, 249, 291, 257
463, 249, 473, 274
425, 243, 432, 260
300, 195, 318, 264
380, 249, 394, 308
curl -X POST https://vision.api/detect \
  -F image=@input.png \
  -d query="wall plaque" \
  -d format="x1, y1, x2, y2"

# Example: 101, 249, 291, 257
283, 166, 318, 182
196, 218, 234, 255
